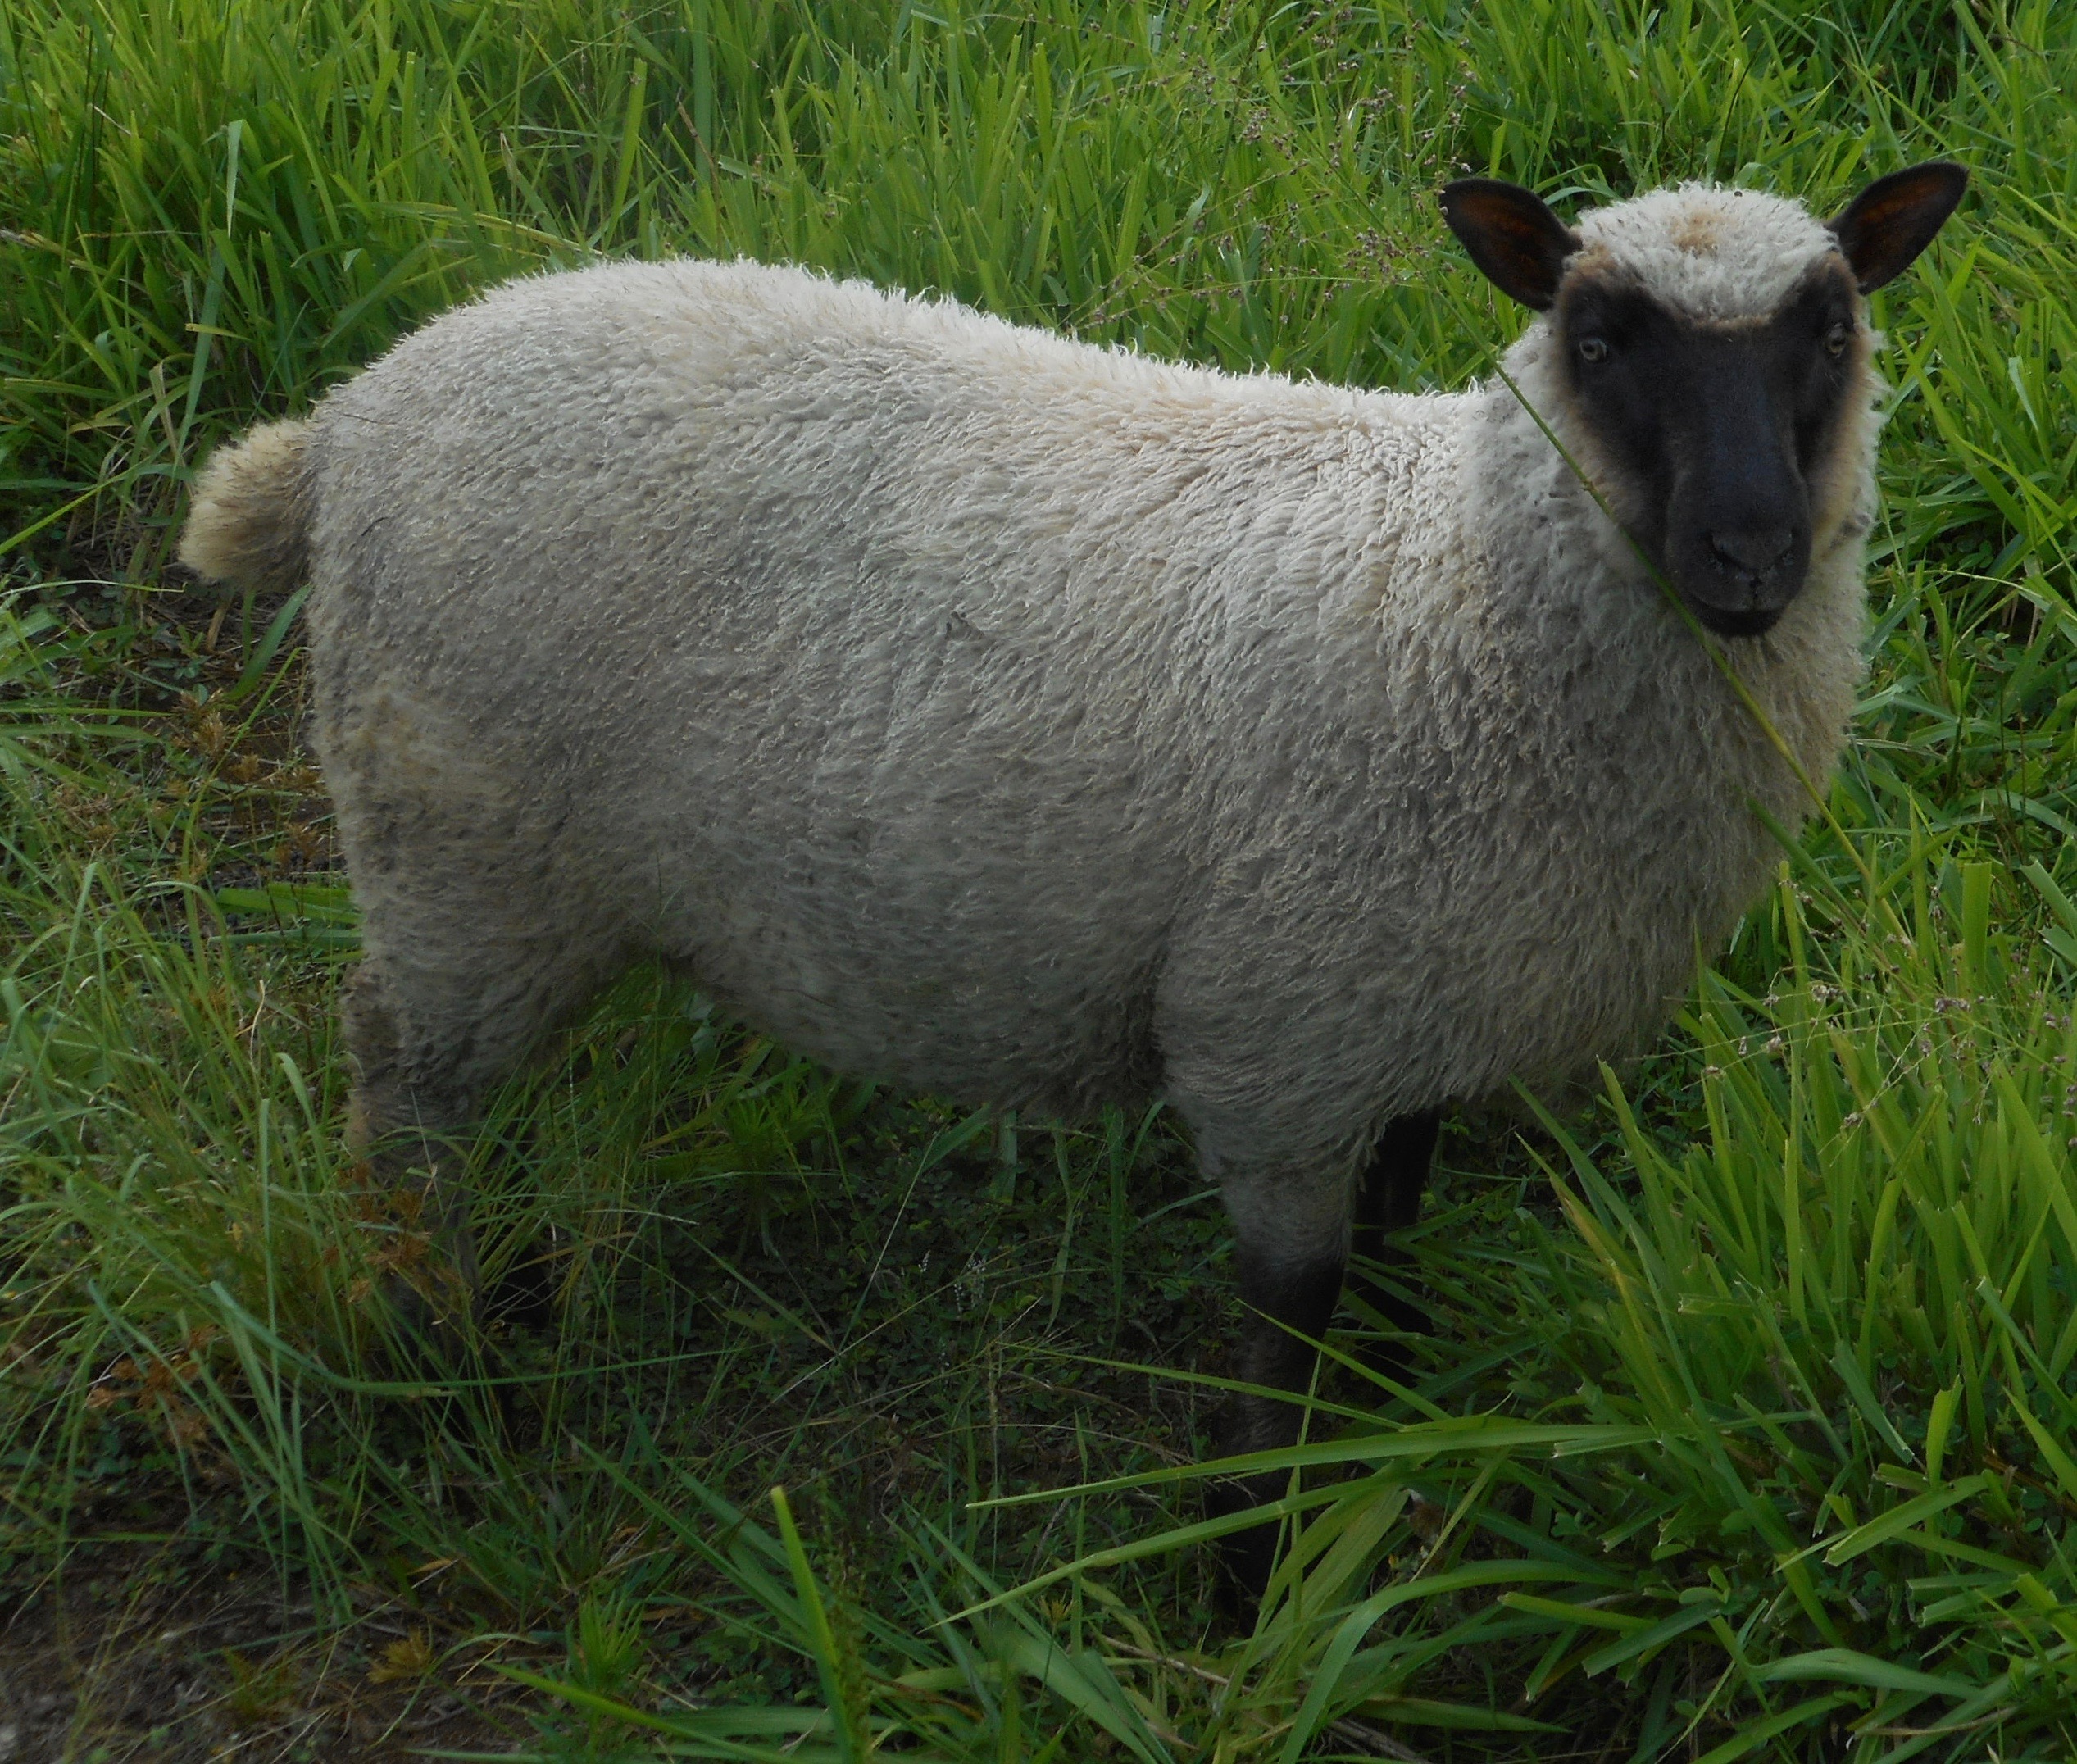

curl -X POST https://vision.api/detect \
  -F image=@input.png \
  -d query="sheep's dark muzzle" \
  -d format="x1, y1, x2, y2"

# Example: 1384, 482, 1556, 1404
1689, 598, 1789, 639
1658, 340, 1820, 637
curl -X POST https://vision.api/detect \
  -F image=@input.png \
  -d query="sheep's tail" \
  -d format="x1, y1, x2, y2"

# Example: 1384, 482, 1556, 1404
178, 418, 316, 594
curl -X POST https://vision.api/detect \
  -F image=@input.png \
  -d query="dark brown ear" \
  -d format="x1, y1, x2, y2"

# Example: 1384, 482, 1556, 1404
1828, 161, 1969, 293
1438, 178, 1579, 311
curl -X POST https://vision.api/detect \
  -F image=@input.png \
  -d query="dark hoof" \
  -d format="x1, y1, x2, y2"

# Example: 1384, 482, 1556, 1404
372, 1269, 485, 1380
1207, 1471, 1288, 1617
484, 1239, 559, 1335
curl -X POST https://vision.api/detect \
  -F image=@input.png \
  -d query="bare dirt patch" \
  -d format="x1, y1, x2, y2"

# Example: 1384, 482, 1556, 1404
0, 1545, 533, 1763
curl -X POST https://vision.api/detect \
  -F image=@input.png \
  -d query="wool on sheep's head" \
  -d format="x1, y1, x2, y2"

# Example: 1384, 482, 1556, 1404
1440, 163, 1966, 639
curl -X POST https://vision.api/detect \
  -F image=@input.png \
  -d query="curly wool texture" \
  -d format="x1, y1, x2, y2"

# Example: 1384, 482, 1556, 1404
182, 184, 1879, 1259
1570, 182, 1844, 318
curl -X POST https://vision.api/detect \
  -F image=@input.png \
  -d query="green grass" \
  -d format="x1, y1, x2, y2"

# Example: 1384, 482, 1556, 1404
3, 0, 2075, 1757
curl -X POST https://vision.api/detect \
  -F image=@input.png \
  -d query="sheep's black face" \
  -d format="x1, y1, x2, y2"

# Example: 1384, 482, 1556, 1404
1556, 261, 1859, 638
1439, 162, 1970, 640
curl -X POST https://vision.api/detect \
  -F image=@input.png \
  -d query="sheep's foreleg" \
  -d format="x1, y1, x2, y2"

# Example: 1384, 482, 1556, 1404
1350, 1107, 1441, 1343
1209, 1234, 1348, 1600
1210, 1109, 1440, 1603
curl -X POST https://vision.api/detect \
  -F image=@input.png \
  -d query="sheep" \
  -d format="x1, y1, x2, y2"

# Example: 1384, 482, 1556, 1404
180, 160, 1966, 1593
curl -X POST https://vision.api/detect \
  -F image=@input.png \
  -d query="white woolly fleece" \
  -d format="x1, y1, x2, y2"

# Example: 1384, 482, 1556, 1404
189, 184, 1881, 1262
1570, 183, 1843, 319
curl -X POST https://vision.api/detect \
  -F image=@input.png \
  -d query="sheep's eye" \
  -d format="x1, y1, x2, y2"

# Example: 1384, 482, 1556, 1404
1824, 320, 1852, 357
1576, 335, 1610, 365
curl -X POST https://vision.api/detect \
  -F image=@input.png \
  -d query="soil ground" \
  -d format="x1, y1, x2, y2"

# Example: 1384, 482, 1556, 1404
0, 1546, 534, 1762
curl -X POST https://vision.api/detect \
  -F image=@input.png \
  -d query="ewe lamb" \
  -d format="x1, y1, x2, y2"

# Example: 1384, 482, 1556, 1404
181, 161, 1966, 1590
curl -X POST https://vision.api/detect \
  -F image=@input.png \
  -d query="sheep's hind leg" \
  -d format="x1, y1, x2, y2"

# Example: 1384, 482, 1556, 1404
343, 930, 615, 1332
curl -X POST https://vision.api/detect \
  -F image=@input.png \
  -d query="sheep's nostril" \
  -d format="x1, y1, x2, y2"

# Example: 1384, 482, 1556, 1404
1709, 528, 1795, 580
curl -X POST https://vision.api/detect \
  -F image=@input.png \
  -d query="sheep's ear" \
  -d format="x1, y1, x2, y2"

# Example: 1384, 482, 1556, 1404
1439, 179, 1579, 311
1828, 161, 1969, 293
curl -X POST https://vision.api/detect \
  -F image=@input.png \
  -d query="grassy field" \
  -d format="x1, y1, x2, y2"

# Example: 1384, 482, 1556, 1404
2, 0, 2075, 1757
